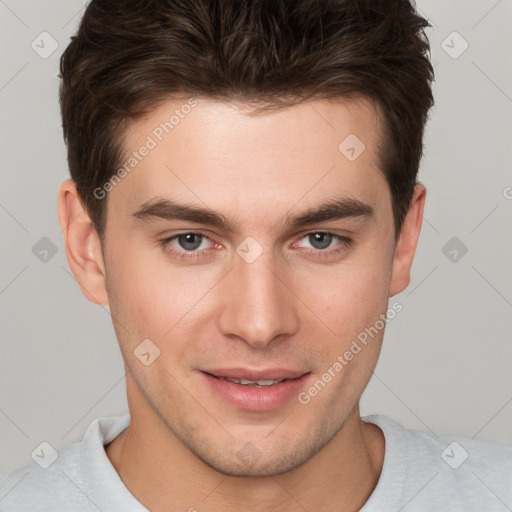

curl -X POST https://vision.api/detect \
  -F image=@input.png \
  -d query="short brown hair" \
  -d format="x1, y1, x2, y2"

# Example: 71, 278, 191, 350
59, 0, 434, 244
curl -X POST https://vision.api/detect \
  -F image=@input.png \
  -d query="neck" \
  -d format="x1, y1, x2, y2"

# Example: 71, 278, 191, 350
105, 377, 384, 512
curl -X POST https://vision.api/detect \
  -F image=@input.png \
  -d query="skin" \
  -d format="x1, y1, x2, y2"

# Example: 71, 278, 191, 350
58, 96, 425, 512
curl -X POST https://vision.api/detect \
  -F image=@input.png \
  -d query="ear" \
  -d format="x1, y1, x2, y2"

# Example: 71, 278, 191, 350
57, 179, 109, 306
389, 183, 426, 297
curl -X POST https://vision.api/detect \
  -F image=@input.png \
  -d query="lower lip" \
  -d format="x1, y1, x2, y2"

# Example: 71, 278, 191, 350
200, 371, 312, 412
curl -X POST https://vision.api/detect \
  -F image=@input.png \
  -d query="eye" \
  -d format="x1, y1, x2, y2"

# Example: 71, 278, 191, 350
159, 230, 352, 262
293, 232, 352, 258
159, 231, 218, 260
303, 232, 336, 250
173, 233, 210, 251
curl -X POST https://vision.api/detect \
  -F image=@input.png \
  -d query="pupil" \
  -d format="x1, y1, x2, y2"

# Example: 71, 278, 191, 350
309, 233, 332, 250
178, 233, 202, 251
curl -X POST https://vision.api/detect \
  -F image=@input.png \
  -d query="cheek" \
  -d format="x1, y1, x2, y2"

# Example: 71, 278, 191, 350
106, 245, 222, 344
104, 244, 163, 343
303, 255, 391, 338
310, 264, 389, 400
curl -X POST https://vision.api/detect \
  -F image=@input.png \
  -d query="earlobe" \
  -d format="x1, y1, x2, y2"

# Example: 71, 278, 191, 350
57, 179, 109, 306
389, 184, 426, 297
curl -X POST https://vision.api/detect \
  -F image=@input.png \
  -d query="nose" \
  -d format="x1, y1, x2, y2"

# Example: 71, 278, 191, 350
217, 247, 299, 349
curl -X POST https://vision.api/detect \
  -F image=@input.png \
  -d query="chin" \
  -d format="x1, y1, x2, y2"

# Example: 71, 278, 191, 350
185, 426, 333, 478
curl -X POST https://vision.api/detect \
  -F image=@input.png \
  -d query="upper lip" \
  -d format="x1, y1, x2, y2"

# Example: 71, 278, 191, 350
202, 368, 309, 381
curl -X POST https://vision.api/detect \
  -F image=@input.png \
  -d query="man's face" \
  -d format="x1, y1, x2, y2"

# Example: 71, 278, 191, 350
101, 97, 399, 475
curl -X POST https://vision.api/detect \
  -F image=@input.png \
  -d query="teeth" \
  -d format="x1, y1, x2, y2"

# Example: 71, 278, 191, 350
223, 377, 283, 386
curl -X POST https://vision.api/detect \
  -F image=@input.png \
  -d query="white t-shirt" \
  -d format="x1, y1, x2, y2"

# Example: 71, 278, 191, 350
1, 414, 511, 511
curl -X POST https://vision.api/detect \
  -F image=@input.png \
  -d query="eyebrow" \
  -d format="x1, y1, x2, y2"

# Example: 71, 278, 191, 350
131, 196, 374, 232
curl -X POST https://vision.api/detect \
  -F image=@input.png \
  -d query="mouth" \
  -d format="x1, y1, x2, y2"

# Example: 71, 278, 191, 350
199, 369, 312, 411
206, 374, 294, 387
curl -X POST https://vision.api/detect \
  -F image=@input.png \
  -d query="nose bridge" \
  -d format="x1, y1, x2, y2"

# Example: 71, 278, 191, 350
217, 241, 299, 348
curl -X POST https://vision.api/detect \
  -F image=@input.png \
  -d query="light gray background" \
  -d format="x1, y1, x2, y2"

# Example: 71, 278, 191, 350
1, 0, 511, 477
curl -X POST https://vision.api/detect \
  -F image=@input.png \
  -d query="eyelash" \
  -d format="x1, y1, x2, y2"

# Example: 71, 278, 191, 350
158, 231, 352, 261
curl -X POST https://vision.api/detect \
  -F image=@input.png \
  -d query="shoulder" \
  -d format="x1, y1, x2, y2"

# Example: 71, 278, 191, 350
363, 414, 512, 509
0, 414, 130, 512
402, 418, 512, 478
0, 441, 87, 511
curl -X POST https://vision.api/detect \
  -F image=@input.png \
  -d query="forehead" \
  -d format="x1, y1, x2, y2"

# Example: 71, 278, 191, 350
108, 96, 389, 227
